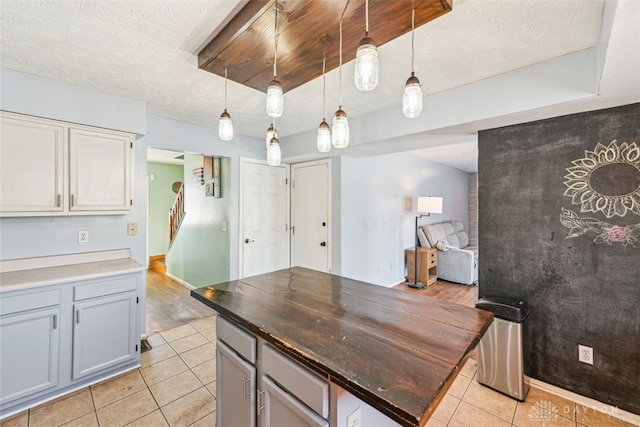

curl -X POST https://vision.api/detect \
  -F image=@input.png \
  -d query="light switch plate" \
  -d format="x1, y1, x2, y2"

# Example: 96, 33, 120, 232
78, 230, 89, 243
127, 223, 138, 236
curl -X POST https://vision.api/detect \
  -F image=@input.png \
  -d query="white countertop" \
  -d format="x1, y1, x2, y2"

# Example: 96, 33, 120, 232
0, 250, 145, 293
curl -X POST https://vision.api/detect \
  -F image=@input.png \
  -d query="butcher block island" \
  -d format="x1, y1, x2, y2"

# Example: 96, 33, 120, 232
191, 267, 493, 427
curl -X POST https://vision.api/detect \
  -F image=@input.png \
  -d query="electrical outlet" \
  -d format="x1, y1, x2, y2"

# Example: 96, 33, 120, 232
127, 223, 138, 236
78, 230, 89, 243
579, 344, 593, 365
347, 407, 361, 427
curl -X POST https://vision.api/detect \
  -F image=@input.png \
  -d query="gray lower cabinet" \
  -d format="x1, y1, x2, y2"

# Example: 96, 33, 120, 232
72, 292, 137, 379
217, 340, 256, 427
0, 305, 60, 405
261, 376, 329, 427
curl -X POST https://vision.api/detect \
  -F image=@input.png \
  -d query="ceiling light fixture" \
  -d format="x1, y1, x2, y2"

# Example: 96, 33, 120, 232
317, 54, 331, 153
266, 123, 276, 149
402, 9, 423, 119
267, 119, 281, 166
218, 68, 233, 141
354, 0, 378, 91
332, 19, 349, 149
266, 1, 283, 118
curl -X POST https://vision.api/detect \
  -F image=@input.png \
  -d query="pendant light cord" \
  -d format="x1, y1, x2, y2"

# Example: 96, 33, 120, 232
274, 0, 278, 78
322, 54, 326, 119
365, 0, 369, 35
411, 9, 415, 74
224, 68, 228, 110
339, 18, 343, 106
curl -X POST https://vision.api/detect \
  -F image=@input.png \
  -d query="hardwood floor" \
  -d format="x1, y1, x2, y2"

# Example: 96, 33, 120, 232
394, 279, 478, 308
145, 269, 215, 335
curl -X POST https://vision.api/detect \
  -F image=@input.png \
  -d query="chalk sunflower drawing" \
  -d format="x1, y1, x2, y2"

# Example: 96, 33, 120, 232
563, 140, 640, 218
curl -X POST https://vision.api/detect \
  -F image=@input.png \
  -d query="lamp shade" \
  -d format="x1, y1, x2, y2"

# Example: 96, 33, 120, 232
354, 37, 378, 91
266, 124, 276, 149
402, 73, 423, 119
332, 107, 349, 148
267, 136, 281, 166
417, 196, 443, 214
266, 79, 284, 118
317, 120, 331, 153
218, 110, 233, 141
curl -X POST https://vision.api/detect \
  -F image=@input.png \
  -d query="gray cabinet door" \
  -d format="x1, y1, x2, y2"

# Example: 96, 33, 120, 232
0, 307, 60, 405
217, 340, 255, 427
261, 376, 328, 427
72, 292, 137, 379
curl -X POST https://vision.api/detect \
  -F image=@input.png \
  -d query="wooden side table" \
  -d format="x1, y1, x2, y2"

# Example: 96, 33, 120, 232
405, 247, 438, 286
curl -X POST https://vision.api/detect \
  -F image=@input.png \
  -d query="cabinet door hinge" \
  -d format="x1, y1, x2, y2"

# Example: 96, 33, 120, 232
291, 226, 295, 235
285, 224, 288, 231
285, 178, 288, 185
292, 180, 295, 188
53, 314, 57, 330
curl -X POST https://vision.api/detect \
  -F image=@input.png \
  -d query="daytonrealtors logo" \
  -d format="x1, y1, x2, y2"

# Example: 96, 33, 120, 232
528, 400, 560, 424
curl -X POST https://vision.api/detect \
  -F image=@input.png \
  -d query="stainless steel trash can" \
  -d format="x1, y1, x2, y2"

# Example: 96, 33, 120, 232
475, 296, 530, 401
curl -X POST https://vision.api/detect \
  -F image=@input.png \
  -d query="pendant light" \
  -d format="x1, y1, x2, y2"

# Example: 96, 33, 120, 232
267, 120, 281, 166
354, 0, 378, 91
332, 19, 350, 148
266, 1, 283, 118
402, 9, 423, 119
266, 123, 277, 149
218, 68, 233, 141
317, 54, 331, 153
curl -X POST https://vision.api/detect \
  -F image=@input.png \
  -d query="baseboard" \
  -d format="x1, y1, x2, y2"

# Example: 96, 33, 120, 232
529, 378, 640, 426
165, 272, 195, 290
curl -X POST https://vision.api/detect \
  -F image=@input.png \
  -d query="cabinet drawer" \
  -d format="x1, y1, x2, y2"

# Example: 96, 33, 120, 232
263, 344, 329, 418
217, 316, 256, 364
0, 289, 61, 316
74, 275, 137, 301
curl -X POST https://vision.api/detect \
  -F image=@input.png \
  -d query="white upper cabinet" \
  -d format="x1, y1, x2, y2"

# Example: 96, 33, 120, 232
69, 128, 132, 211
0, 114, 65, 212
0, 111, 135, 216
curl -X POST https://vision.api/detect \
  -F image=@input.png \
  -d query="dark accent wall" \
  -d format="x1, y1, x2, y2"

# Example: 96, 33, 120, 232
478, 103, 640, 415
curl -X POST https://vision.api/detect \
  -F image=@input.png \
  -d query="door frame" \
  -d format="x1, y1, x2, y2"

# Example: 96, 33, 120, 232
238, 157, 291, 279
291, 159, 332, 273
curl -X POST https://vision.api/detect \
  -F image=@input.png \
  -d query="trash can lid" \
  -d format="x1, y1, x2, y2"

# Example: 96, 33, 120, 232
475, 296, 529, 322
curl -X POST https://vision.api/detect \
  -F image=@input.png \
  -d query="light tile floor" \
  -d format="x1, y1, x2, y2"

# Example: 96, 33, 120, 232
2, 314, 636, 427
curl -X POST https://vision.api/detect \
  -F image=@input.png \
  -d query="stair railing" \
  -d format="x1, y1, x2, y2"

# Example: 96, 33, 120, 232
169, 183, 185, 244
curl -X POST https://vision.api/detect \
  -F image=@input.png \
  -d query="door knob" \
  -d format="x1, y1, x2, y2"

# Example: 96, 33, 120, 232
245, 238, 255, 243
320, 241, 326, 247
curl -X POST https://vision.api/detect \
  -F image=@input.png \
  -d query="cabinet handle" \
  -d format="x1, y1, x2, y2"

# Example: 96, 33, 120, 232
56, 194, 61, 207
257, 389, 265, 415
53, 314, 57, 330
76, 310, 80, 323
242, 377, 251, 402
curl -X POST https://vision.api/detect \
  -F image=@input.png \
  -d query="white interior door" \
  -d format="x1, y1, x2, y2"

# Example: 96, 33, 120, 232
241, 160, 289, 278
291, 161, 330, 272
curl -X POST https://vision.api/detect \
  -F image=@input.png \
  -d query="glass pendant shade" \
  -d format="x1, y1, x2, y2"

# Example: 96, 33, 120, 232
266, 124, 277, 149
266, 79, 284, 118
402, 73, 423, 118
317, 120, 331, 153
267, 137, 281, 166
218, 110, 233, 141
354, 37, 378, 91
332, 107, 349, 148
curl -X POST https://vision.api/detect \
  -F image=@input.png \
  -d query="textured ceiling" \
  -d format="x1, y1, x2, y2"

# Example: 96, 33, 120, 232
409, 140, 478, 173
0, 0, 606, 171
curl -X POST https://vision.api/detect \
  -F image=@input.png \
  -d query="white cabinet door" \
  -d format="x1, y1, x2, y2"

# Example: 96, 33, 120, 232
0, 307, 60, 405
72, 292, 137, 379
217, 340, 256, 427
261, 376, 329, 427
69, 127, 133, 211
0, 113, 65, 212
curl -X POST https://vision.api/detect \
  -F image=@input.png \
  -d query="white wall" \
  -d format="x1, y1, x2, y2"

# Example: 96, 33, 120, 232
336, 153, 469, 286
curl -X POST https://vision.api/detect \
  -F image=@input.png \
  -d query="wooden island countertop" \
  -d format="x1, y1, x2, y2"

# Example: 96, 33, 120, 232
191, 267, 493, 427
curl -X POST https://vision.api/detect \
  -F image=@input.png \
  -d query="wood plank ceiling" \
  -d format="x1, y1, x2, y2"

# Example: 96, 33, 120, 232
198, 0, 452, 93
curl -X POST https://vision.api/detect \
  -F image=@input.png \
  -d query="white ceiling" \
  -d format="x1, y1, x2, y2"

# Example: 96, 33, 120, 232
0, 0, 637, 172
